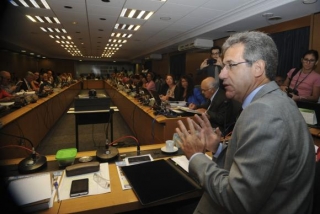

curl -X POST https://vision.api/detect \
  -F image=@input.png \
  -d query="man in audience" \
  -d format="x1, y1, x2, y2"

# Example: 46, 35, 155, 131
176, 31, 315, 213
20, 71, 35, 91
189, 77, 233, 133
198, 46, 224, 79
0, 70, 17, 94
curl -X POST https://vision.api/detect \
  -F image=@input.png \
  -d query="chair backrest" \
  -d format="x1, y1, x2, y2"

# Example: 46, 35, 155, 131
312, 161, 320, 214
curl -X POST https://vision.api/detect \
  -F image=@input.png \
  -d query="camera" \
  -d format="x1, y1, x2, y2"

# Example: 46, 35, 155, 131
207, 58, 217, 65
286, 87, 298, 98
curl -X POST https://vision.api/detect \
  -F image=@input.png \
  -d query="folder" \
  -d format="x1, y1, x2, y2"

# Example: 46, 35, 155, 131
7, 173, 52, 212
121, 159, 201, 205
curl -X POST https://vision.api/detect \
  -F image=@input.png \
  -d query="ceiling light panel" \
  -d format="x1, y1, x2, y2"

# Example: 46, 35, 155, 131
120, 8, 154, 20
10, 0, 50, 9
26, 15, 61, 24
40, 27, 67, 33
115, 23, 141, 31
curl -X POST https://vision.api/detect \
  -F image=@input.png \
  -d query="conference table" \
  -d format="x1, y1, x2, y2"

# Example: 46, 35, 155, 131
0, 82, 81, 160
104, 81, 194, 145
0, 143, 203, 214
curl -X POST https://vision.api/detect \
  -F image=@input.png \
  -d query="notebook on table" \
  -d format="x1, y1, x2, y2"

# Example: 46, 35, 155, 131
120, 159, 200, 205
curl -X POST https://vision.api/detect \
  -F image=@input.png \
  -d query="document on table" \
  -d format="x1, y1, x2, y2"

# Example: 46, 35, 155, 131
59, 163, 110, 200
171, 154, 212, 173
115, 161, 131, 190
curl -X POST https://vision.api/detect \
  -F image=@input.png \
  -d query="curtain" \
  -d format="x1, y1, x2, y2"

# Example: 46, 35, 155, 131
270, 27, 310, 78
170, 53, 186, 80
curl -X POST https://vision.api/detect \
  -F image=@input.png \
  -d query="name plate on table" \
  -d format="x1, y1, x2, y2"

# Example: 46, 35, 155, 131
299, 108, 317, 125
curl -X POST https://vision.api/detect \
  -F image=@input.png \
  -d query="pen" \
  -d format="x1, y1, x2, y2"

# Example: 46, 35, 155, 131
54, 180, 60, 202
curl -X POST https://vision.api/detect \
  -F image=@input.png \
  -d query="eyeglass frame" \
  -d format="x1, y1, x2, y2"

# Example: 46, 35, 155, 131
302, 58, 316, 63
222, 61, 251, 70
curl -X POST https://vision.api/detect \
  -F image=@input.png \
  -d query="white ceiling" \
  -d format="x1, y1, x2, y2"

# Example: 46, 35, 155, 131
0, 0, 319, 62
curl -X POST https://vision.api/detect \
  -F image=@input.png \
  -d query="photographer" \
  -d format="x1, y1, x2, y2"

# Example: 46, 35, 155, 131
281, 49, 320, 102
198, 46, 224, 79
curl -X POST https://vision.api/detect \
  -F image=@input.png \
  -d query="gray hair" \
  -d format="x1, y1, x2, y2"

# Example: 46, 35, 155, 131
222, 31, 278, 81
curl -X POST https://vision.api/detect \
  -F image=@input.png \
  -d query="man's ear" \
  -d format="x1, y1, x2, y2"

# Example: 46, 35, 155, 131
252, 60, 265, 77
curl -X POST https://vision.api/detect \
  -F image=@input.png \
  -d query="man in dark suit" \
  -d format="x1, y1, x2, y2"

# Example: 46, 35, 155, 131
189, 77, 233, 133
176, 31, 315, 214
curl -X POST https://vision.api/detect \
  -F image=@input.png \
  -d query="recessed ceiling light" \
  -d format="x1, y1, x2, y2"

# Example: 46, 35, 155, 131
64, 6, 72, 9
268, 16, 282, 21
303, 0, 317, 4
160, 17, 171, 21
21, 50, 26, 52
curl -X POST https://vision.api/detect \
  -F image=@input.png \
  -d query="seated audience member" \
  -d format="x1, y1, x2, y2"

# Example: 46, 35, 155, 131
198, 46, 224, 79
159, 74, 180, 101
281, 49, 320, 102
189, 77, 233, 132
30, 71, 40, 91
175, 31, 315, 214
131, 74, 141, 91
178, 74, 206, 106
275, 75, 284, 86
144, 72, 156, 91
20, 71, 36, 91
0, 70, 17, 94
154, 74, 165, 93
139, 73, 147, 88
0, 87, 14, 102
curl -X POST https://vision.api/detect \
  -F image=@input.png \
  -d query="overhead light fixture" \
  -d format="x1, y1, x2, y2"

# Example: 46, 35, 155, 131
160, 17, 171, 21
268, 16, 282, 21
19, 0, 29, 7
303, 0, 317, 4
30, 0, 40, 8
21, 50, 26, 52
26, 15, 36, 22
36, 16, 44, 22
120, 8, 154, 20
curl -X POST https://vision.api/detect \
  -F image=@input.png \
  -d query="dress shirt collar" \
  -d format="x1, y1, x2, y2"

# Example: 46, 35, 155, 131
242, 84, 265, 109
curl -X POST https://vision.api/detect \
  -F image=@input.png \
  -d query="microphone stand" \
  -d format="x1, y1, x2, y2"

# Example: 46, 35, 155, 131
0, 132, 47, 173
96, 109, 120, 161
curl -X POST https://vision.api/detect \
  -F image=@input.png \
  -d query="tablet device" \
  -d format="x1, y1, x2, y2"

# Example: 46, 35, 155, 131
125, 154, 153, 165
70, 178, 89, 197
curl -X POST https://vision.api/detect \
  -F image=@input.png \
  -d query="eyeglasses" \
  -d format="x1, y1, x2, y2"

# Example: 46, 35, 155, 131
201, 88, 212, 92
211, 52, 220, 55
223, 61, 250, 70
303, 58, 316, 63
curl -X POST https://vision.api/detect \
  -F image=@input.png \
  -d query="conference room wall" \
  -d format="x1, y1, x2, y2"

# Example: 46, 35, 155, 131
149, 14, 319, 82
38, 58, 76, 77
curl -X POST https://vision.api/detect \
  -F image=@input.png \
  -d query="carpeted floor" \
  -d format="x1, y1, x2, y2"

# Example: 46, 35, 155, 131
36, 91, 137, 156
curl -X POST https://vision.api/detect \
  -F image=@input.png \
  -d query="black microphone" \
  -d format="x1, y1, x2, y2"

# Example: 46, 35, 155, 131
96, 109, 120, 161
0, 132, 47, 173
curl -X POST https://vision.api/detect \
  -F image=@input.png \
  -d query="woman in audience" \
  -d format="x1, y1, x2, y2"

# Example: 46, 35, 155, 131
281, 49, 320, 102
178, 74, 206, 107
139, 73, 147, 88
144, 72, 156, 91
159, 74, 180, 101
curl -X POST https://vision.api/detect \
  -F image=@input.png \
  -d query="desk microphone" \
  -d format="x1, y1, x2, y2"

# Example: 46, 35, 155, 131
96, 108, 119, 162
0, 132, 47, 173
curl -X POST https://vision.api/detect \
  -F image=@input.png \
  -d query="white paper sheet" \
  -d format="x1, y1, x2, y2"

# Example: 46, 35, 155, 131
58, 163, 110, 200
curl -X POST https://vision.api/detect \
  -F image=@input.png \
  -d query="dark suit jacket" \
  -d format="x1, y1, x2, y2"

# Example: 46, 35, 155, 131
190, 81, 315, 214
197, 88, 233, 133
